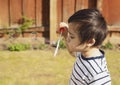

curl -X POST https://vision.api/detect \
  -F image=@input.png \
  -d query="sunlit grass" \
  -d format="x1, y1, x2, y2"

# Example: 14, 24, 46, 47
0, 49, 75, 85
0, 49, 119, 85
105, 50, 120, 85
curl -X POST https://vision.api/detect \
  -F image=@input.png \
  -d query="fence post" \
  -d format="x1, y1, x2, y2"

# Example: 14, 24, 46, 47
50, 0, 57, 43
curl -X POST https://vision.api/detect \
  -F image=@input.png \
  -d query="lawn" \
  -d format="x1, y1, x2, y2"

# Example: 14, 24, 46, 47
0, 49, 120, 85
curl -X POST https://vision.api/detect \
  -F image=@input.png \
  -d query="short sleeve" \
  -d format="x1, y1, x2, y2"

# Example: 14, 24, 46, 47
89, 71, 111, 85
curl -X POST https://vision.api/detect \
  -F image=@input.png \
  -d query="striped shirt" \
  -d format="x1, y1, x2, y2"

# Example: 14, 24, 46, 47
69, 50, 111, 85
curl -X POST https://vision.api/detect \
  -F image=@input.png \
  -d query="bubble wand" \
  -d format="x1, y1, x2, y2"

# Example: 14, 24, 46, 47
54, 27, 66, 57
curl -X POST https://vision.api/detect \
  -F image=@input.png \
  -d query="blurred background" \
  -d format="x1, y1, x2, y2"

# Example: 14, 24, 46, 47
0, 0, 120, 43
0, 0, 120, 85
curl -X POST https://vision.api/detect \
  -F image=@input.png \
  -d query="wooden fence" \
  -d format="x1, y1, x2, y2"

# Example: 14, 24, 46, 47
0, 0, 120, 42
0, 0, 50, 27
0, 0, 98, 39
0, 0, 50, 39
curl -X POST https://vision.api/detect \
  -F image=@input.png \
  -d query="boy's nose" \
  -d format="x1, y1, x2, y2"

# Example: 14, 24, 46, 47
66, 36, 70, 43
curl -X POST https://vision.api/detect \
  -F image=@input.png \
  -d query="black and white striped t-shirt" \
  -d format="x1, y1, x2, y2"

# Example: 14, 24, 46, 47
69, 50, 111, 85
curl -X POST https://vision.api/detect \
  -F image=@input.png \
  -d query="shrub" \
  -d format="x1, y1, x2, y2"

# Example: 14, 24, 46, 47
102, 42, 113, 49
8, 43, 30, 51
15, 16, 34, 37
18, 16, 34, 31
56, 40, 66, 49
39, 44, 48, 50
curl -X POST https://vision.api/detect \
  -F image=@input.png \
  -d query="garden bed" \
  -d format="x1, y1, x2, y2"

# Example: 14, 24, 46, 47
0, 37, 45, 50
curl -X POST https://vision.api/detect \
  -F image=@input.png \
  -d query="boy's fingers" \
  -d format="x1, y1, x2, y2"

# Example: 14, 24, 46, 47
60, 22, 68, 28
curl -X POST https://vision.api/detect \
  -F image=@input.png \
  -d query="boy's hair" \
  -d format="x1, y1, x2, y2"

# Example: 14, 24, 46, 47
68, 9, 107, 46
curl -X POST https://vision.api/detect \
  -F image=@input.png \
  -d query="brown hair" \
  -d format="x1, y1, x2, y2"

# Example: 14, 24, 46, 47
68, 9, 108, 46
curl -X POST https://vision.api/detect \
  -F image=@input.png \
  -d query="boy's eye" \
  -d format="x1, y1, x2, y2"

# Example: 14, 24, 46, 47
70, 36, 75, 39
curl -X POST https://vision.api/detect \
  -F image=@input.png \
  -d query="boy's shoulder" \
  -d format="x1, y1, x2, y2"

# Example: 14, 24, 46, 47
75, 50, 107, 74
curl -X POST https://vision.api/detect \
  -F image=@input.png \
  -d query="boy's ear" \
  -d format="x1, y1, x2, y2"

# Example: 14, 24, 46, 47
87, 38, 96, 47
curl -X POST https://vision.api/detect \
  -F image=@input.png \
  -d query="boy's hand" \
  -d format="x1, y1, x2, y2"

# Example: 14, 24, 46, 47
56, 22, 68, 39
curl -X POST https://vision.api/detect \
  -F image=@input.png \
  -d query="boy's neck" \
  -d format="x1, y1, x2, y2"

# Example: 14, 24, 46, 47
81, 47, 102, 58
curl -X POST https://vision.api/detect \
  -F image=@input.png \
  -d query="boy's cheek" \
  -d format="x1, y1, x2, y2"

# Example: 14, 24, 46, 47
66, 42, 72, 51
67, 42, 77, 51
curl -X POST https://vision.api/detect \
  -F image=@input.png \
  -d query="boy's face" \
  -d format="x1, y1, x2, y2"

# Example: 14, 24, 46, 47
66, 22, 87, 52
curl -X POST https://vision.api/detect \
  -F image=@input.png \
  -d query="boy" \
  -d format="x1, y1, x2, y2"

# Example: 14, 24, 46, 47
59, 9, 111, 85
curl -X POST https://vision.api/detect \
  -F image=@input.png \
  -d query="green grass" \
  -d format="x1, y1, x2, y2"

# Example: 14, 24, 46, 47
0, 50, 75, 85
0, 49, 119, 85
105, 50, 120, 85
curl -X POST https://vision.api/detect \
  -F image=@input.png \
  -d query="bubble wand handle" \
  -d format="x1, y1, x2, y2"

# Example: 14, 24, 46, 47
54, 31, 62, 57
